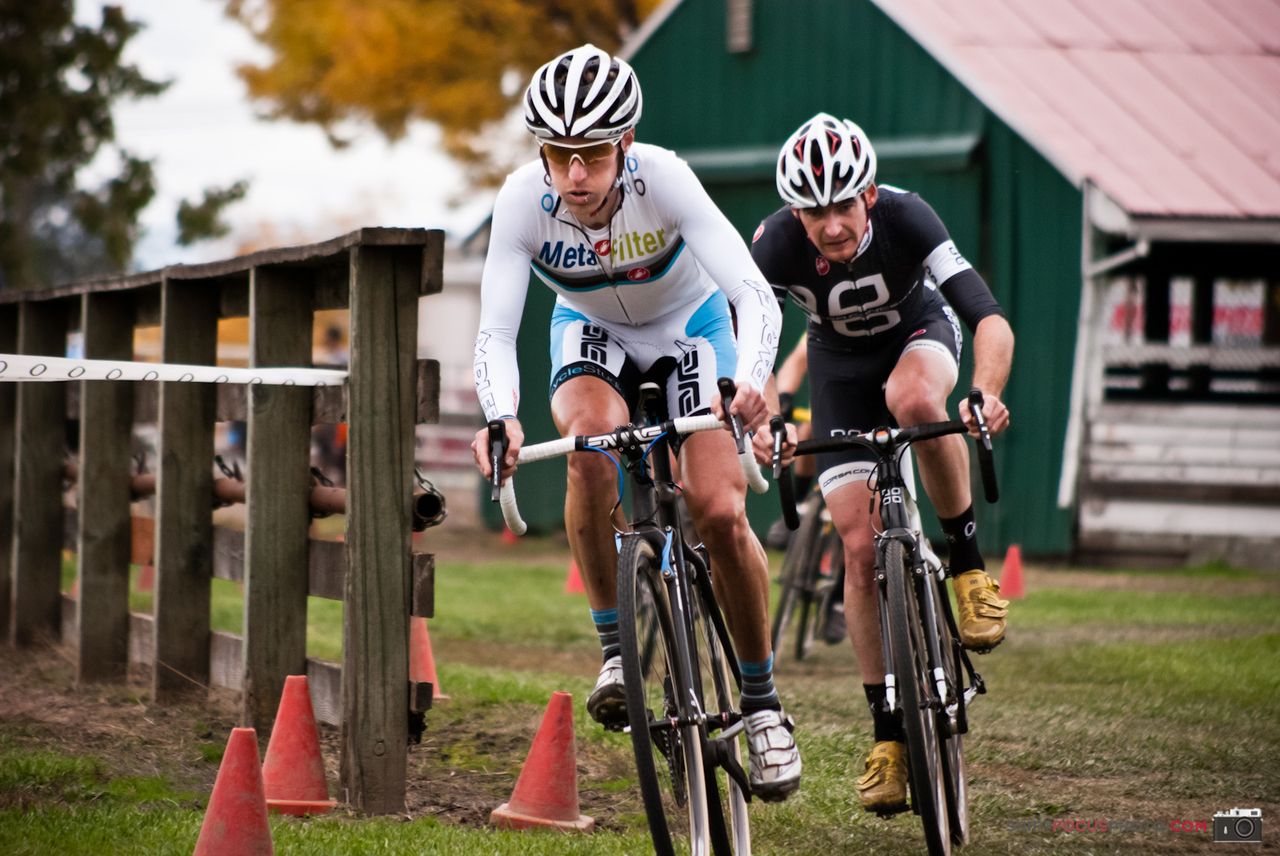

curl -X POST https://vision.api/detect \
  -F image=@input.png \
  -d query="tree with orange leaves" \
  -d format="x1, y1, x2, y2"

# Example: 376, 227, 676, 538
224, 0, 664, 184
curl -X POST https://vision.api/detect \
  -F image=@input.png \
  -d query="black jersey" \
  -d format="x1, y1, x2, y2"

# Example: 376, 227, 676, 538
750, 185, 1003, 352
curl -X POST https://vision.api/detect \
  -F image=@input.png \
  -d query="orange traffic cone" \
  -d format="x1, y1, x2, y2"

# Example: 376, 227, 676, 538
410, 617, 449, 701
1001, 544, 1025, 599
564, 559, 585, 594
490, 691, 594, 832
262, 675, 337, 816
194, 727, 273, 856
501, 525, 519, 545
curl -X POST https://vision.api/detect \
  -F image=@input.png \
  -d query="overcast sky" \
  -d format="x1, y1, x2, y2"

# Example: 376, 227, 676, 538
74, 0, 493, 270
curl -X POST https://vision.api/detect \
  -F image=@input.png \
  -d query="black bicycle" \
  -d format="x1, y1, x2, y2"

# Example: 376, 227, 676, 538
492, 378, 769, 856
773, 390, 998, 856
770, 488, 845, 662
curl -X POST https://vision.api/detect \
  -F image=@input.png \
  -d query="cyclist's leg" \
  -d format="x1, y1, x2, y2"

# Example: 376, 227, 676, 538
549, 311, 637, 726
671, 293, 801, 801
680, 429, 768, 664
809, 336, 909, 811
884, 309, 1007, 651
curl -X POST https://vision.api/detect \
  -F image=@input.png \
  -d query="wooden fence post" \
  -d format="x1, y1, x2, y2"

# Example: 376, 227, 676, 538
10, 300, 68, 646
75, 291, 135, 681
243, 265, 314, 731
341, 243, 419, 814
152, 277, 218, 699
0, 305, 16, 642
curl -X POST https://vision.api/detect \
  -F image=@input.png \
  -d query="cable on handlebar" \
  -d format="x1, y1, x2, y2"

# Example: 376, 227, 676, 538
583, 445, 627, 510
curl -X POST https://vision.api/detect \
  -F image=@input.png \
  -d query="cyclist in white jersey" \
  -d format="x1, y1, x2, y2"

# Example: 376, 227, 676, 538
470, 44, 801, 801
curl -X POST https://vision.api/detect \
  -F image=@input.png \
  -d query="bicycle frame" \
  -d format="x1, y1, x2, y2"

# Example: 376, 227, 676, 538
620, 388, 751, 854
491, 378, 764, 855
865, 435, 982, 728
775, 389, 998, 856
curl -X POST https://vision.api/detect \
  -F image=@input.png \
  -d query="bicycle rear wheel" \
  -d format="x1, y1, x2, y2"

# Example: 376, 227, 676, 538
933, 573, 969, 846
618, 536, 710, 856
689, 549, 750, 855
772, 493, 824, 662
884, 540, 952, 855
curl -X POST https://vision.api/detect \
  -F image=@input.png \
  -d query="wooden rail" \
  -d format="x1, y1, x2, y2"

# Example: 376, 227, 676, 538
0, 227, 445, 814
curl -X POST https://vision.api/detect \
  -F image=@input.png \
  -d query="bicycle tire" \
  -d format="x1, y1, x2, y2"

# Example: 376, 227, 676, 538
801, 527, 842, 654
618, 536, 710, 856
933, 575, 969, 846
772, 493, 824, 662
884, 539, 952, 855
688, 550, 750, 855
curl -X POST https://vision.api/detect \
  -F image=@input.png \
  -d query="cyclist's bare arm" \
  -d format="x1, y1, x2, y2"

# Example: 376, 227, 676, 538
960, 315, 1014, 437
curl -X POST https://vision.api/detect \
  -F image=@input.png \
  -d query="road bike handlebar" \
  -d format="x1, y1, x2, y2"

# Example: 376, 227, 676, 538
776, 397, 1001, 524
967, 388, 999, 504
770, 415, 800, 532
718, 377, 770, 496
491, 377, 769, 535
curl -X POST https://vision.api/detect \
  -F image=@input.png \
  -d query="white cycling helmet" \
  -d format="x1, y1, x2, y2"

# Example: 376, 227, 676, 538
524, 44, 643, 141
775, 113, 877, 208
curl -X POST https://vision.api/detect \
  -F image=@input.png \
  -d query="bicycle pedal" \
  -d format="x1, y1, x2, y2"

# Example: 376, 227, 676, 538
872, 804, 909, 819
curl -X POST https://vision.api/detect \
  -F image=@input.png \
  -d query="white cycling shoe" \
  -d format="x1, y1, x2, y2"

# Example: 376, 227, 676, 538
586, 655, 627, 731
743, 708, 802, 802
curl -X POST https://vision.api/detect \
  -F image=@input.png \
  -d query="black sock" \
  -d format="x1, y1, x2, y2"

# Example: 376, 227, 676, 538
864, 683, 904, 743
939, 505, 984, 572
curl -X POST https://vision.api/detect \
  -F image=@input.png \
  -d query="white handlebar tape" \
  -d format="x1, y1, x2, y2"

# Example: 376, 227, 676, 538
499, 480, 528, 536
741, 449, 770, 494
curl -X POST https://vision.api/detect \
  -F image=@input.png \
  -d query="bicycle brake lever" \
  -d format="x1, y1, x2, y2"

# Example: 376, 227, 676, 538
486, 419, 507, 502
967, 389, 999, 503
716, 377, 746, 454
769, 415, 786, 480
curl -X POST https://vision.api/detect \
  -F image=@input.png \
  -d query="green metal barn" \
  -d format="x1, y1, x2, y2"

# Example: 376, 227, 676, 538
480, 0, 1280, 565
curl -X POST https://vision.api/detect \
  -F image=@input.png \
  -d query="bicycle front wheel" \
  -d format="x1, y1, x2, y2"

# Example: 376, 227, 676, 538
933, 573, 969, 846
689, 548, 749, 855
884, 540, 952, 855
618, 536, 710, 856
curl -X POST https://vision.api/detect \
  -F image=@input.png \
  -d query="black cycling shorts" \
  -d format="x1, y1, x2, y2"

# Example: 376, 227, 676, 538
808, 302, 962, 494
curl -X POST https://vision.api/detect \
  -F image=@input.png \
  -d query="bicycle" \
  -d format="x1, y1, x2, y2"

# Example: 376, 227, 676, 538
770, 488, 845, 662
773, 389, 999, 856
491, 377, 770, 856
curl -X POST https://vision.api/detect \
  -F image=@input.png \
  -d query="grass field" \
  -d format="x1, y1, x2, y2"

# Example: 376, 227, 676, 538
1, 542, 1277, 854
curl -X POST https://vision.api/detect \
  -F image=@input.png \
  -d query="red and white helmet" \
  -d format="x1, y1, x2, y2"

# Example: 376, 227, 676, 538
524, 44, 643, 141
775, 113, 877, 208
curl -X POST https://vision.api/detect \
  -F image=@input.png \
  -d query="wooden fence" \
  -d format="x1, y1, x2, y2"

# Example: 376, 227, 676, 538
0, 227, 444, 814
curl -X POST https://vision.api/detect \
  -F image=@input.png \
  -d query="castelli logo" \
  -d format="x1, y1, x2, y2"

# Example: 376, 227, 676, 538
627, 267, 650, 281
752, 223, 765, 243
816, 256, 830, 275
594, 239, 612, 256
909, 328, 927, 339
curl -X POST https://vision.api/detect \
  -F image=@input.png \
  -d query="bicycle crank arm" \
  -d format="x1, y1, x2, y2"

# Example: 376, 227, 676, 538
704, 737, 753, 802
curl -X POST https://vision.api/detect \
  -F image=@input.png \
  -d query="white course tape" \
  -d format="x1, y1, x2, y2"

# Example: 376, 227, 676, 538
0, 353, 347, 387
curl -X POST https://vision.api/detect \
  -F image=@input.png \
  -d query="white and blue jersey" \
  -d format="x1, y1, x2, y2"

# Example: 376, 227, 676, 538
475, 142, 781, 421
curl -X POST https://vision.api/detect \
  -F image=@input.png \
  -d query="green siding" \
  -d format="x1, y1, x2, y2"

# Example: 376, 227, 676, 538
487, 0, 1084, 556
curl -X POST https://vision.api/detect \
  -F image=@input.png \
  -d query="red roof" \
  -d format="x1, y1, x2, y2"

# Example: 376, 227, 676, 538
872, 0, 1280, 220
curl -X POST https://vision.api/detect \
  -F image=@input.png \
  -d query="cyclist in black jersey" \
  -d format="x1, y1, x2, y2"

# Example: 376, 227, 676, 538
749, 113, 1014, 815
